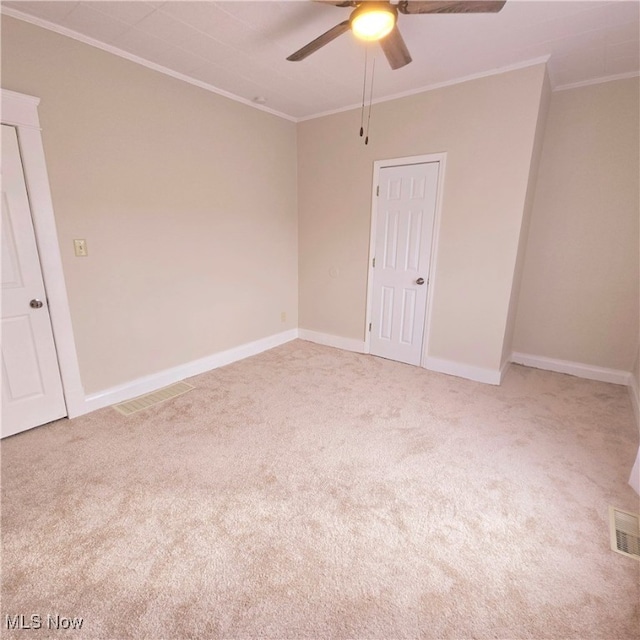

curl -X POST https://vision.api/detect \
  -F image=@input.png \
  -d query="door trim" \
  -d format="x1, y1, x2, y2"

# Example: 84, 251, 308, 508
1, 89, 85, 418
365, 153, 447, 366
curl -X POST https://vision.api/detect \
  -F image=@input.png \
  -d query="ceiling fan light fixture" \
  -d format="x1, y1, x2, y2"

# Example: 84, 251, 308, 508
350, 3, 397, 41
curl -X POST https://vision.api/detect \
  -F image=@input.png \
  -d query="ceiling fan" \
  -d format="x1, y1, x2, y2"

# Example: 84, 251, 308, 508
287, 1, 506, 70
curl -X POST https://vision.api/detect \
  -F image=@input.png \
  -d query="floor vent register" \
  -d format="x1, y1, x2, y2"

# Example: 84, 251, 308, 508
112, 382, 195, 416
609, 506, 640, 561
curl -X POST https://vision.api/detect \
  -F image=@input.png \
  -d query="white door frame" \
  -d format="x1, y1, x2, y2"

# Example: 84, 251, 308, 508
1, 89, 85, 418
365, 152, 447, 367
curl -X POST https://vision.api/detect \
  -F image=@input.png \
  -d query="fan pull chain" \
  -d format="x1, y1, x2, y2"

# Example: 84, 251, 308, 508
360, 46, 368, 137
364, 56, 376, 145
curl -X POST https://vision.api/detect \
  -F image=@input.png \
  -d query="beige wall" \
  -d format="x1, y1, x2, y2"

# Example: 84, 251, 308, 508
500, 72, 552, 367
513, 78, 640, 371
298, 64, 548, 373
1, 17, 299, 394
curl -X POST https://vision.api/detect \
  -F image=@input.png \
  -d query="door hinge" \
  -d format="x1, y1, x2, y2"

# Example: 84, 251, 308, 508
369, 322, 372, 332
372, 257, 376, 268
376, 185, 379, 196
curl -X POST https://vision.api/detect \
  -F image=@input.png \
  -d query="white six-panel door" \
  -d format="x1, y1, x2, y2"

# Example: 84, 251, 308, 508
369, 162, 439, 366
1, 124, 66, 437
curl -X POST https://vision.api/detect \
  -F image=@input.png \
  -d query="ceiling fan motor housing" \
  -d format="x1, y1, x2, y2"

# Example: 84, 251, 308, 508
349, 2, 398, 41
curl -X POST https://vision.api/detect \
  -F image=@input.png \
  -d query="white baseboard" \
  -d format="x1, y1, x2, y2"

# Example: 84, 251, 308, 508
300, 330, 508, 385
78, 335, 638, 418
423, 356, 503, 385
510, 352, 632, 386
298, 329, 366, 354
82, 329, 298, 414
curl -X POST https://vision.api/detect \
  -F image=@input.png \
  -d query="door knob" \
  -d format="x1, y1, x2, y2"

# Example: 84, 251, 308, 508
416, 278, 425, 285
29, 299, 44, 309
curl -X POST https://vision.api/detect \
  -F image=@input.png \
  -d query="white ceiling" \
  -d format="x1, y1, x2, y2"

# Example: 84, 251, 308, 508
3, 0, 639, 120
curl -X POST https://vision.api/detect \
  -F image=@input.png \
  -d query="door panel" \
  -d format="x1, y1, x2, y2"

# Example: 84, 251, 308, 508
383, 210, 399, 268
380, 286, 394, 339
370, 162, 439, 366
3, 315, 46, 399
400, 288, 417, 344
1, 124, 66, 437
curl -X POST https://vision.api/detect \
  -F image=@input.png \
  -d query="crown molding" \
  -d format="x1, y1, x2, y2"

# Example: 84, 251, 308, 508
554, 70, 640, 92
297, 55, 551, 122
1, 7, 297, 123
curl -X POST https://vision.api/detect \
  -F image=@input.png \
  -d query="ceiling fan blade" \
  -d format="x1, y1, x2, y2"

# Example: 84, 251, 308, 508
379, 26, 412, 70
398, 1, 506, 14
287, 20, 351, 61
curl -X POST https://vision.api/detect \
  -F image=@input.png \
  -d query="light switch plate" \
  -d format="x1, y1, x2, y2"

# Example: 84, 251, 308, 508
73, 239, 88, 257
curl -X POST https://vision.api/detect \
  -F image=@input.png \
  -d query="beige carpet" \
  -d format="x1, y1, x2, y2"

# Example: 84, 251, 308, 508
1, 340, 639, 639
